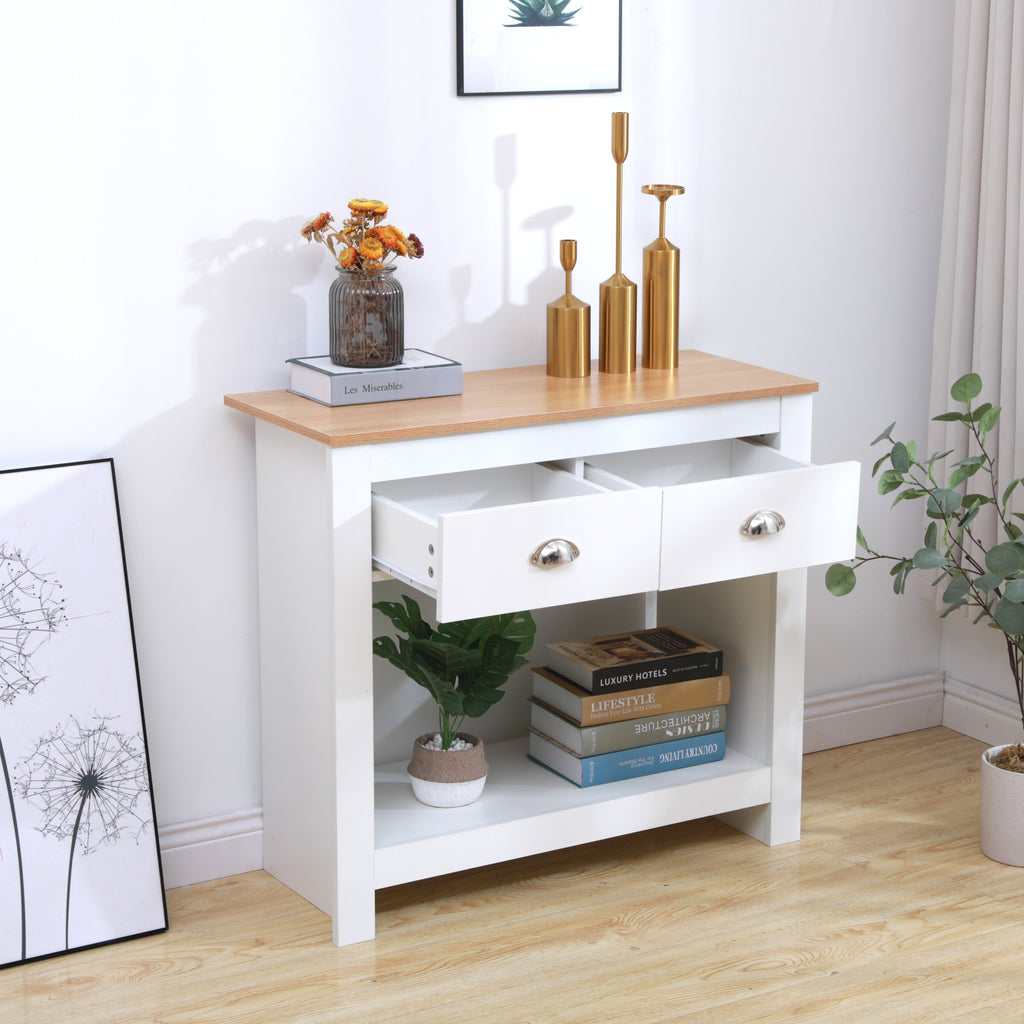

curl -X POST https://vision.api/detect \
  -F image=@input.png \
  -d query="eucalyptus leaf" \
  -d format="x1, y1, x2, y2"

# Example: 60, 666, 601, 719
890, 442, 911, 473
871, 422, 897, 445
913, 547, 947, 570
927, 489, 961, 516
825, 563, 857, 596
986, 542, 1024, 579
995, 599, 1024, 636
950, 372, 982, 402
1003, 579, 1024, 603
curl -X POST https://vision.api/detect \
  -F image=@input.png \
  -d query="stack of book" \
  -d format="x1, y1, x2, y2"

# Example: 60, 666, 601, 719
527, 625, 729, 787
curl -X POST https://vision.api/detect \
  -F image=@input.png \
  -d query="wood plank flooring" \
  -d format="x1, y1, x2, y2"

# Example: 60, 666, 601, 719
4, 728, 1020, 1023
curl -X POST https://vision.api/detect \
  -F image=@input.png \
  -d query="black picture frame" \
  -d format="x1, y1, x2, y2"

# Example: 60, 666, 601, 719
0, 459, 167, 969
457, 0, 622, 97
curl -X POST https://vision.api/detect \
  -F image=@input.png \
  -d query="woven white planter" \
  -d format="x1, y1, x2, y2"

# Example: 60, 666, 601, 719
406, 733, 489, 808
980, 744, 1024, 866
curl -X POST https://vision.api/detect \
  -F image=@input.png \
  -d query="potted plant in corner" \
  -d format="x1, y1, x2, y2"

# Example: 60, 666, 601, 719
825, 372, 1024, 864
372, 595, 536, 808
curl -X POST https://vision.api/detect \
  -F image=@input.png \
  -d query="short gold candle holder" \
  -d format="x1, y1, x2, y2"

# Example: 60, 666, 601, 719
599, 112, 637, 374
641, 183, 685, 370
547, 239, 591, 378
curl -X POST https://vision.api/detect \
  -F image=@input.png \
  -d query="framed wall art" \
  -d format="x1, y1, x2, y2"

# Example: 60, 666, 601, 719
0, 459, 166, 968
457, 0, 622, 97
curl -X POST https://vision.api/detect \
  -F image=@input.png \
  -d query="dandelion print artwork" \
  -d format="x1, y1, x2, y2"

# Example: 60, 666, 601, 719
0, 461, 166, 969
16, 715, 151, 949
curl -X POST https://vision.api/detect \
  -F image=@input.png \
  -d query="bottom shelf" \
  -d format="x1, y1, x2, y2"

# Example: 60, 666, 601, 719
373, 735, 771, 889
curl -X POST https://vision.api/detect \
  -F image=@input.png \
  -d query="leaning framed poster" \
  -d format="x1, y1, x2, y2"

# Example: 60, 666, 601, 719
0, 459, 166, 968
457, 0, 622, 97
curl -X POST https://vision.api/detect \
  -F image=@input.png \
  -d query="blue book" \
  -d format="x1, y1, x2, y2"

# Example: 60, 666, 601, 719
528, 729, 726, 787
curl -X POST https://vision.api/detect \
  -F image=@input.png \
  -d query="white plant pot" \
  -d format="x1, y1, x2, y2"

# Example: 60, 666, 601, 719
406, 733, 489, 808
980, 744, 1024, 866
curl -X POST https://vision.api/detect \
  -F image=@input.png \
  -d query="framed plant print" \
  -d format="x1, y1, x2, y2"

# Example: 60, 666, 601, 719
457, 0, 622, 97
0, 459, 166, 968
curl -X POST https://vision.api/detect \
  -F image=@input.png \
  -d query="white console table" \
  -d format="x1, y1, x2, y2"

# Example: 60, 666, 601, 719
226, 351, 858, 947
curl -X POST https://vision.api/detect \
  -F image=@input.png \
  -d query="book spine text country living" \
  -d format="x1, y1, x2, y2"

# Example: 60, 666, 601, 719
528, 730, 726, 787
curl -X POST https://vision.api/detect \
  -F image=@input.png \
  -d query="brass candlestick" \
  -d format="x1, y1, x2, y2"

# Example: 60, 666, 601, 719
599, 112, 637, 374
546, 239, 591, 378
641, 183, 685, 370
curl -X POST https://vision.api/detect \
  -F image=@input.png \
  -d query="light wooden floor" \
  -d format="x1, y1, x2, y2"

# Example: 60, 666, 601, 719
4, 728, 1021, 1024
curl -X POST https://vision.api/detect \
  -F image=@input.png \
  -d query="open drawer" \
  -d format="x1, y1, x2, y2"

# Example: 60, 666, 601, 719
584, 440, 860, 590
372, 463, 662, 621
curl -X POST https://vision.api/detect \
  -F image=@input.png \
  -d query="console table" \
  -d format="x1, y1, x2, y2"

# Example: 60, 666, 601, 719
225, 350, 858, 946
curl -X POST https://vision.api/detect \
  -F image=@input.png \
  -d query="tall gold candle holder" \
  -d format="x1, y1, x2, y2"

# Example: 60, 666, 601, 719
546, 239, 591, 378
599, 112, 637, 374
641, 183, 685, 370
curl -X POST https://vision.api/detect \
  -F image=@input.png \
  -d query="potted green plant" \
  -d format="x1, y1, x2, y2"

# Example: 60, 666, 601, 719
825, 372, 1024, 863
372, 595, 536, 807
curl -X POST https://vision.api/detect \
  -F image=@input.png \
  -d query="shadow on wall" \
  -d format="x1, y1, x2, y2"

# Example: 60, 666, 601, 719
182, 217, 317, 391
432, 133, 575, 368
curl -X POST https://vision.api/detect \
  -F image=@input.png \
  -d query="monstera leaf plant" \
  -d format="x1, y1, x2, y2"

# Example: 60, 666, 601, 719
826, 373, 1024, 770
372, 596, 536, 750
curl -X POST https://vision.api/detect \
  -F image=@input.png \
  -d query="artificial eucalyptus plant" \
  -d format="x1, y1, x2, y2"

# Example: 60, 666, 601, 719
372, 596, 536, 750
826, 373, 1024, 762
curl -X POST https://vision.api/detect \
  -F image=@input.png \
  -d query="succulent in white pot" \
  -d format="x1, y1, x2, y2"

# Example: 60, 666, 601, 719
826, 373, 1024, 863
372, 596, 536, 807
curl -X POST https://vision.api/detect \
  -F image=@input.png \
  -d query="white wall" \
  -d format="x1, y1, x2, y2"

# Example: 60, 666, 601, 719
1, 2, 955, 857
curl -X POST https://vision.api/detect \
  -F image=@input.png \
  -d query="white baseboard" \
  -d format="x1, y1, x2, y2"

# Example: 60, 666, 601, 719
158, 808, 263, 889
941, 676, 1023, 746
156, 676, 1016, 890
803, 673, 945, 753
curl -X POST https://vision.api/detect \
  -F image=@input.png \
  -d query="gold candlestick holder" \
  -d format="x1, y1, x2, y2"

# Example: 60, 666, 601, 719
546, 239, 591, 378
599, 112, 637, 374
641, 183, 685, 370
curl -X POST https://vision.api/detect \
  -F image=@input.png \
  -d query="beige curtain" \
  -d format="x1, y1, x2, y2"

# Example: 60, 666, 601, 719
930, 0, 1024, 542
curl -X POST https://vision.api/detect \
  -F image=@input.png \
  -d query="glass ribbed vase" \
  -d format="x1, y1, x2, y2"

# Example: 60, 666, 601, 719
329, 266, 404, 367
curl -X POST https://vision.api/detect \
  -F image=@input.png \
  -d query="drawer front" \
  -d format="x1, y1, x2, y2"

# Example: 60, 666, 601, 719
436, 487, 661, 621
659, 460, 859, 589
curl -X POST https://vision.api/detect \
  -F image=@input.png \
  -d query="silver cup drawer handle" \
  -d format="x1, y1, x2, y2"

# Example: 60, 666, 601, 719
740, 509, 786, 538
529, 538, 580, 569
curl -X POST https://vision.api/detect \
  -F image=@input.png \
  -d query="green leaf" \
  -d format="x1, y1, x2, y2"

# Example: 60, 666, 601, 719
951, 372, 982, 402
890, 442, 911, 473
891, 488, 928, 507
927, 489, 962, 516
986, 542, 1024, 579
856, 526, 871, 553
878, 469, 905, 495
913, 547, 948, 570
968, 401, 992, 423
978, 405, 1001, 433
932, 411, 966, 422
1002, 478, 1023, 507
942, 573, 971, 605
871, 422, 897, 445
975, 572, 1005, 593
995, 598, 1024, 636
825, 563, 857, 596
1003, 579, 1024, 603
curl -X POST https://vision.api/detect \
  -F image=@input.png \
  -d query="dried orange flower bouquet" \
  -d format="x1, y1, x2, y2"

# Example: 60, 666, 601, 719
301, 199, 424, 274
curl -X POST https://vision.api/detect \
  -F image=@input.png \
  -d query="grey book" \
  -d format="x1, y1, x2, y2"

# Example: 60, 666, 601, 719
287, 349, 463, 406
529, 698, 727, 756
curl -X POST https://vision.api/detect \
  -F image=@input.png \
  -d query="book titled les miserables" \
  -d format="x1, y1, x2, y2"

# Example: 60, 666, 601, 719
287, 349, 463, 407
528, 729, 727, 787
545, 625, 723, 694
